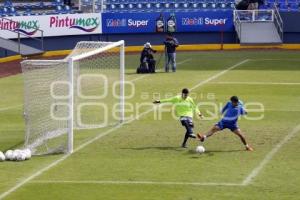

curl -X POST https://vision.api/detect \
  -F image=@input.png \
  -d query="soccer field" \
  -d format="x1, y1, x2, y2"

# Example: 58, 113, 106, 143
0, 50, 300, 200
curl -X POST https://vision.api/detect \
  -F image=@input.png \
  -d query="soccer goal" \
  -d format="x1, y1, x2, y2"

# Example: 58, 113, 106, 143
21, 40, 125, 155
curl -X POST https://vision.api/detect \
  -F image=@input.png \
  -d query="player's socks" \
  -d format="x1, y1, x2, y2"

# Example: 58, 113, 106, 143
245, 144, 254, 151
182, 133, 189, 148
197, 133, 206, 142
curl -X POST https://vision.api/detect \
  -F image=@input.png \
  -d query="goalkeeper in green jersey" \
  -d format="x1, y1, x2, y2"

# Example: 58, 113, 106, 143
153, 88, 203, 148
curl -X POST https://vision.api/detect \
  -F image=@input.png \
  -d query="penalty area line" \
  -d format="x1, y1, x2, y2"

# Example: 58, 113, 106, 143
242, 124, 300, 186
0, 59, 249, 200
208, 81, 300, 86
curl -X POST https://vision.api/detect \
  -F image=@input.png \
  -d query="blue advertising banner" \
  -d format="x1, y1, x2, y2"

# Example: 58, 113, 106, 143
102, 11, 234, 34
176, 11, 233, 32
102, 12, 158, 33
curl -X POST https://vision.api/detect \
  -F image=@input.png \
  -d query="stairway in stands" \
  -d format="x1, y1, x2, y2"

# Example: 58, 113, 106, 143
234, 8, 283, 45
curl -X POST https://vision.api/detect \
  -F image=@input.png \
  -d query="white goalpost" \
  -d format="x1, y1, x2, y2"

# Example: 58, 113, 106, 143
21, 40, 125, 155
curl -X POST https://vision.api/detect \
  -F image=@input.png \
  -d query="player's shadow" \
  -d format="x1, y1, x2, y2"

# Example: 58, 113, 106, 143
121, 146, 185, 152
125, 71, 165, 76
187, 149, 243, 158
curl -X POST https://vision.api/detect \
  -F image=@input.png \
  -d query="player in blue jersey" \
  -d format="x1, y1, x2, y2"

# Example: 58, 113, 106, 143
197, 96, 253, 151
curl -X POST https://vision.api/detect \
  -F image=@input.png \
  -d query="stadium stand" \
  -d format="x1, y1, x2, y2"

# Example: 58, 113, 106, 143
0, 0, 299, 15
0, 0, 77, 16
99, 0, 299, 13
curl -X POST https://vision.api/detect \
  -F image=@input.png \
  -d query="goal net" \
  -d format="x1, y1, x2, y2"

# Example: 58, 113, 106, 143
21, 41, 125, 155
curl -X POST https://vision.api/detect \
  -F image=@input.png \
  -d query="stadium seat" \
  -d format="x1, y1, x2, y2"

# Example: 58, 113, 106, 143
55, 5, 64, 13
145, 3, 152, 9
278, 0, 287, 5
2, 7, 10, 16
64, 5, 73, 13
189, 3, 197, 9
4, 0, 13, 8
287, 0, 298, 3
53, 0, 64, 6
136, 3, 144, 9
289, 2, 299, 10
259, 4, 269, 9
22, 8, 33, 16
199, 2, 208, 9
9, 7, 18, 16
266, 0, 277, 7
154, 3, 161, 9
279, 3, 289, 10
107, 3, 117, 10
219, 2, 228, 9
210, 2, 218, 9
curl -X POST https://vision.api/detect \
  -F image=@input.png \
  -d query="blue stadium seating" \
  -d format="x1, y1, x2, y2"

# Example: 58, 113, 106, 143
0, 0, 75, 16
0, 0, 299, 16
279, 3, 289, 10
290, 3, 299, 11
100, 0, 250, 13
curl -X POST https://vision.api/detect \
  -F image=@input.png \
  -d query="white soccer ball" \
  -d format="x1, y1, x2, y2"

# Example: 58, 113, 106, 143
0, 151, 5, 161
11, 149, 23, 161
23, 149, 31, 160
196, 145, 205, 154
16, 152, 26, 161
5, 150, 13, 160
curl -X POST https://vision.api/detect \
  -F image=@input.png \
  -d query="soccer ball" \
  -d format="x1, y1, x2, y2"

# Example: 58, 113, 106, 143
3, 149, 31, 161
23, 149, 31, 160
16, 152, 26, 161
12, 150, 22, 161
5, 150, 13, 160
0, 151, 5, 161
196, 145, 205, 154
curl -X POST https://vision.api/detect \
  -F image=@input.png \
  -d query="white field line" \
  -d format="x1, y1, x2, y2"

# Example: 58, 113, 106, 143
190, 59, 250, 91
209, 81, 300, 85
177, 58, 193, 65
249, 58, 300, 61
242, 124, 300, 186
31, 180, 241, 186
265, 109, 300, 112
27, 123, 300, 187
0, 59, 249, 199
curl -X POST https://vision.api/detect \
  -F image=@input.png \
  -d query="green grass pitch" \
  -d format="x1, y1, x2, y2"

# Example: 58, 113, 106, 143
0, 50, 300, 199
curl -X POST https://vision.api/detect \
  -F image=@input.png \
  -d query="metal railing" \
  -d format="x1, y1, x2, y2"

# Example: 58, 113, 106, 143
79, 0, 103, 13
273, 6, 284, 42
233, 9, 283, 43
0, 17, 44, 54
233, 9, 242, 40
234, 9, 274, 22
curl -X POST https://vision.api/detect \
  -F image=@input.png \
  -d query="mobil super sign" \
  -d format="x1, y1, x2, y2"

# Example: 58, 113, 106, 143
101, 11, 234, 34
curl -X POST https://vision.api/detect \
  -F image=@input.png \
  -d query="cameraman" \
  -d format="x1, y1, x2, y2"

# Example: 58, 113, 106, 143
140, 42, 157, 73
163, 33, 179, 72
